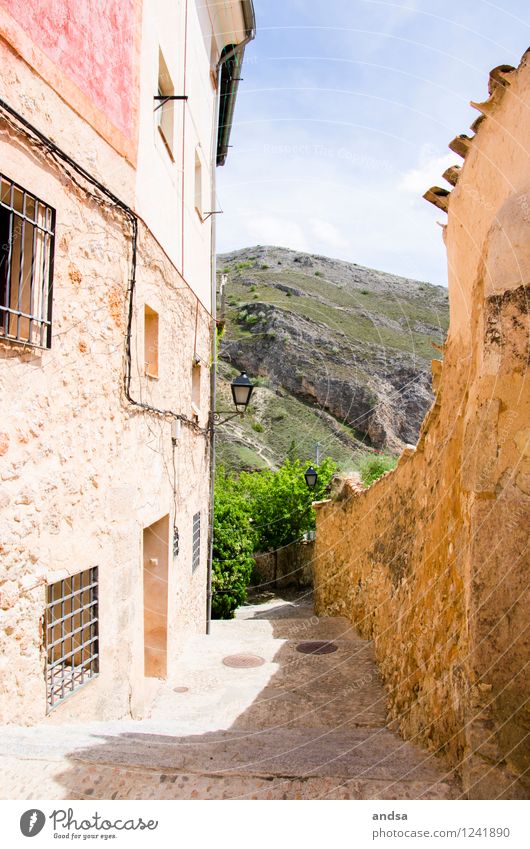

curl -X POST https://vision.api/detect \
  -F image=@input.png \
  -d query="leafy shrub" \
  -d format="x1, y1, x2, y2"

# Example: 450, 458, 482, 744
261, 264, 270, 270
212, 470, 256, 619
212, 458, 336, 617
360, 289, 369, 295
245, 314, 258, 325
359, 454, 397, 487
315, 271, 323, 277
236, 261, 253, 271
251, 421, 264, 432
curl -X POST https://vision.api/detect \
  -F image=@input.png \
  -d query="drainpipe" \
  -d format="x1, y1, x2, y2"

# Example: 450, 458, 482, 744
205, 5, 256, 634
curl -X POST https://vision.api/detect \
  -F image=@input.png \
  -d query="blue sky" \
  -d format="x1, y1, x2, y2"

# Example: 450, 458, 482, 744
216, 0, 530, 285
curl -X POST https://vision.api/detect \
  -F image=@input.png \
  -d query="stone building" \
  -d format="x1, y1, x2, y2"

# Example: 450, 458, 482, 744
314, 50, 530, 799
0, 0, 255, 724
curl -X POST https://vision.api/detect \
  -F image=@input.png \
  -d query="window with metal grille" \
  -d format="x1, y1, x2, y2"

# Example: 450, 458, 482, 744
0, 174, 55, 348
45, 567, 99, 712
192, 511, 201, 572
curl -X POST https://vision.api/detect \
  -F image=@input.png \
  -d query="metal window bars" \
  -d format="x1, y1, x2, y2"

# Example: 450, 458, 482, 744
192, 512, 201, 572
45, 567, 99, 712
0, 173, 55, 348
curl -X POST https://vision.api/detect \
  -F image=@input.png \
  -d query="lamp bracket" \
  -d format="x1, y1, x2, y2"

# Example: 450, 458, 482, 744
211, 410, 243, 426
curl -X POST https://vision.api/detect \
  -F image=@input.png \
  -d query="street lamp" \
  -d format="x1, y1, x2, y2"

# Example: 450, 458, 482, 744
230, 372, 254, 412
304, 465, 318, 490
213, 372, 255, 426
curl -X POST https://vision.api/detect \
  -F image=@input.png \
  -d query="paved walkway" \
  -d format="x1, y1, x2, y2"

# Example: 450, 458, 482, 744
1, 593, 458, 799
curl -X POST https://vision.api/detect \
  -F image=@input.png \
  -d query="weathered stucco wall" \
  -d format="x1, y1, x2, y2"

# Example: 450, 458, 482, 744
0, 100, 212, 725
314, 54, 530, 800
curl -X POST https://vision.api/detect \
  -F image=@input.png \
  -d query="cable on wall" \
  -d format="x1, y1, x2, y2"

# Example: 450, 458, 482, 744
0, 96, 209, 436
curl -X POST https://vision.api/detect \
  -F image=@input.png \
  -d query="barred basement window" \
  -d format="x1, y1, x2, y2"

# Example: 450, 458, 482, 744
192, 512, 201, 572
0, 174, 55, 348
45, 567, 99, 712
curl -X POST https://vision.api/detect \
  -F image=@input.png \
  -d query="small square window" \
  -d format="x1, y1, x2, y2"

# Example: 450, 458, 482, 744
0, 174, 55, 348
45, 567, 99, 712
144, 304, 159, 378
157, 49, 175, 158
194, 150, 203, 218
192, 512, 201, 572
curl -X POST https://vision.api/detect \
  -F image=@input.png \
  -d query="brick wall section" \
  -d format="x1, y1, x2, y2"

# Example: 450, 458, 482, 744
314, 53, 530, 800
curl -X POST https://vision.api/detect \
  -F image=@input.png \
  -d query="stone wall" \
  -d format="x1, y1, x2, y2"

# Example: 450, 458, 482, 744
0, 99, 212, 725
314, 53, 530, 799
253, 540, 315, 591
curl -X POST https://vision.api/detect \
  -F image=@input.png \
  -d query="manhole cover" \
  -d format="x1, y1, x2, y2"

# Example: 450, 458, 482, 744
296, 641, 338, 655
173, 686, 189, 693
222, 654, 265, 668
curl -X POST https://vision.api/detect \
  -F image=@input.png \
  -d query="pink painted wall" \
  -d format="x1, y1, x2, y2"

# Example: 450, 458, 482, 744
1, 0, 137, 139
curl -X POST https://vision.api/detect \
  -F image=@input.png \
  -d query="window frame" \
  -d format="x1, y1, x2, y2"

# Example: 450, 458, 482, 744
192, 511, 201, 572
0, 173, 56, 349
45, 567, 100, 713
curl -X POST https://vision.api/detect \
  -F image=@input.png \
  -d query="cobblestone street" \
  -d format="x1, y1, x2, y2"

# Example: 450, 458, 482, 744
1, 593, 459, 800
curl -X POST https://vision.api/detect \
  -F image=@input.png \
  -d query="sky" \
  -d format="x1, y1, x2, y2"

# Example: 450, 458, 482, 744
216, 0, 530, 285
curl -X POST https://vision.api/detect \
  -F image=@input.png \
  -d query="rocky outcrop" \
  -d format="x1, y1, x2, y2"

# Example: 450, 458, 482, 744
219, 247, 448, 451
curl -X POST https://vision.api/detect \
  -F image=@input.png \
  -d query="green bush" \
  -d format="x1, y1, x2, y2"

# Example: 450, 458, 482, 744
315, 271, 323, 277
212, 470, 256, 619
359, 454, 397, 487
212, 458, 336, 617
236, 261, 253, 271
251, 421, 264, 432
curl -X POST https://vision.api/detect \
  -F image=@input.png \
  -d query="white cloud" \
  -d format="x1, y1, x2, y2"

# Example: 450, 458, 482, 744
243, 215, 309, 252
309, 218, 348, 251
399, 146, 457, 194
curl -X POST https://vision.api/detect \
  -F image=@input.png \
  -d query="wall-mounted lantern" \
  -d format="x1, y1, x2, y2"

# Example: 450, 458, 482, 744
230, 372, 254, 412
304, 465, 318, 490
213, 372, 255, 426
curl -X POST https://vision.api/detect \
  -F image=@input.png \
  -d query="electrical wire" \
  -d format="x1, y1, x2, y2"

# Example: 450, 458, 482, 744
0, 96, 209, 436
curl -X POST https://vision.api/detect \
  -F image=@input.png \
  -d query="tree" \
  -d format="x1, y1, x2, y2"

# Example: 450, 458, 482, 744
212, 457, 336, 619
211, 469, 256, 619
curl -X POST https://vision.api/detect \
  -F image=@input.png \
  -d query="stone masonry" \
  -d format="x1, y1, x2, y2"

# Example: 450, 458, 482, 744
314, 52, 530, 799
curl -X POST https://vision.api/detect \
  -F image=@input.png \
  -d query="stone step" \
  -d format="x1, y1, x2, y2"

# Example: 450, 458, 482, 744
2, 755, 457, 800
0, 725, 456, 785
212, 615, 362, 641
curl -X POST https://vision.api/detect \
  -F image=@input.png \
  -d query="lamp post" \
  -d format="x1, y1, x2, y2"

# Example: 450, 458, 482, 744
304, 465, 318, 490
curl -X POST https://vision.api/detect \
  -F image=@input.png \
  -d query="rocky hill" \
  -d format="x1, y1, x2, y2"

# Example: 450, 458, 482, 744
216, 246, 449, 472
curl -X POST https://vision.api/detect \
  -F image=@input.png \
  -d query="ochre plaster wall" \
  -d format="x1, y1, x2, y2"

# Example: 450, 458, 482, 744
314, 54, 530, 800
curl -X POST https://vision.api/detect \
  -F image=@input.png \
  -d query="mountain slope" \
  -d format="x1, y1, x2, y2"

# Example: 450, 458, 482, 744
216, 246, 449, 472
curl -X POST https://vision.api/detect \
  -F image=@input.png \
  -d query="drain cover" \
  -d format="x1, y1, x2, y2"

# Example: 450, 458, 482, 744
296, 641, 338, 655
222, 654, 265, 668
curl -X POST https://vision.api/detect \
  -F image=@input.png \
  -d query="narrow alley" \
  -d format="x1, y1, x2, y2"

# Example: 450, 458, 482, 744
2, 593, 458, 800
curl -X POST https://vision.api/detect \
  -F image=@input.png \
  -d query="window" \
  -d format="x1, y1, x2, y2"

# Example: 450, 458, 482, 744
157, 49, 175, 157
192, 511, 201, 572
0, 174, 55, 348
194, 150, 203, 218
192, 362, 201, 414
144, 304, 159, 378
45, 567, 99, 712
